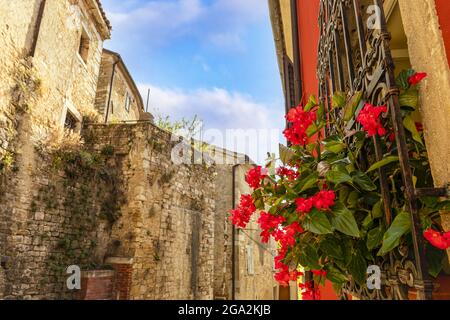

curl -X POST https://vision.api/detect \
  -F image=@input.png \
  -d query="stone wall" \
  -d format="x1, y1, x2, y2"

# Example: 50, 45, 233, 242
397, 0, 450, 262
0, 121, 218, 300
233, 165, 278, 300
211, 148, 279, 300
85, 123, 217, 300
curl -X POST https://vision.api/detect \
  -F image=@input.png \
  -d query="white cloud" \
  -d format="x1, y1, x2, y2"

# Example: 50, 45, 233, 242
139, 84, 285, 163
103, 0, 268, 50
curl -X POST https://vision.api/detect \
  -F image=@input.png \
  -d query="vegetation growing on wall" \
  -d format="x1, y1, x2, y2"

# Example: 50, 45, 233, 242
0, 58, 41, 174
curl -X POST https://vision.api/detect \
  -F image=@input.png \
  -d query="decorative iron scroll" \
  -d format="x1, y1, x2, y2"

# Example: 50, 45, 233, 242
317, 0, 437, 300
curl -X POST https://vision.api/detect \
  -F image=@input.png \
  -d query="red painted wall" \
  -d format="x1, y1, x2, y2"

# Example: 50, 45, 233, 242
435, 0, 450, 66
297, 0, 321, 104
296, 0, 339, 300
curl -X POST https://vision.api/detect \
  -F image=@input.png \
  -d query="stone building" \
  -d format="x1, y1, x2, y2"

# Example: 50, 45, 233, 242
0, 0, 277, 300
209, 146, 279, 300
95, 49, 154, 124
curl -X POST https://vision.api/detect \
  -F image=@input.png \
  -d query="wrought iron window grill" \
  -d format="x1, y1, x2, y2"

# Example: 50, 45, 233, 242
317, 0, 449, 300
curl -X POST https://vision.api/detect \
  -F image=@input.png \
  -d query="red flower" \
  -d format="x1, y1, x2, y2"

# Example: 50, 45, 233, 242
408, 72, 427, 86
283, 105, 317, 146
245, 166, 268, 189
356, 103, 387, 137
229, 194, 256, 229
312, 270, 327, 277
274, 247, 303, 287
424, 228, 450, 250
299, 281, 321, 300
258, 212, 286, 243
296, 197, 314, 215
415, 122, 424, 132
388, 132, 395, 142
276, 167, 299, 181
312, 190, 336, 211
273, 222, 304, 248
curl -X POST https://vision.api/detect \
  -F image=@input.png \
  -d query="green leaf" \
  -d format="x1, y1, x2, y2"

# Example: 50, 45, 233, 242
399, 88, 419, 109
320, 237, 344, 259
326, 170, 352, 186
304, 95, 318, 111
317, 102, 325, 121
362, 213, 374, 229
298, 172, 319, 193
347, 191, 360, 208
325, 141, 346, 154
372, 200, 384, 219
303, 209, 334, 235
332, 92, 346, 109
403, 115, 424, 145
326, 265, 348, 284
396, 69, 415, 90
367, 156, 399, 173
279, 144, 295, 165
322, 135, 346, 154
378, 211, 411, 256
367, 225, 385, 250
343, 91, 363, 121
330, 202, 360, 238
348, 253, 368, 285
352, 171, 377, 191
427, 245, 445, 278
306, 122, 319, 137
298, 244, 321, 270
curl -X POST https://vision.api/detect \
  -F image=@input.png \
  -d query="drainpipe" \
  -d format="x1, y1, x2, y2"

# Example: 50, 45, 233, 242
290, 0, 302, 104
29, 0, 47, 57
231, 163, 239, 300
104, 58, 119, 123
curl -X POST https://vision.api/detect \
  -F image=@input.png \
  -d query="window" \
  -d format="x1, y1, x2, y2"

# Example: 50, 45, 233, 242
78, 27, 90, 64
64, 110, 79, 131
125, 92, 131, 113
246, 245, 254, 275
283, 55, 296, 112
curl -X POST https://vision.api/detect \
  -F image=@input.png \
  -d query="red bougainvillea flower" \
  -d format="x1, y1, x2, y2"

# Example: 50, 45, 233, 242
299, 281, 321, 300
283, 105, 317, 146
356, 103, 388, 137
312, 270, 327, 277
275, 269, 303, 287
276, 167, 299, 181
229, 194, 256, 229
245, 166, 268, 189
295, 197, 314, 215
274, 247, 303, 287
388, 132, 396, 142
273, 222, 304, 248
258, 212, 286, 243
415, 122, 424, 132
424, 228, 450, 250
312, 190, 336, 211
408, 72, 427, 86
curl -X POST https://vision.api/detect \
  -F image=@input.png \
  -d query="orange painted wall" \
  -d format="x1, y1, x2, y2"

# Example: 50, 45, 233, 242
296, 0, 339, 300
435, 0, 450, 66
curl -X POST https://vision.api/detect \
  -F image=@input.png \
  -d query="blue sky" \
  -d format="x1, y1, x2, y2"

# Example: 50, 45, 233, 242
102, 0, 285, 163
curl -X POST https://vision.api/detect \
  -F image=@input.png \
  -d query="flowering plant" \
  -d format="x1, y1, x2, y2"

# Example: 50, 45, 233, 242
230, 70, 450, 299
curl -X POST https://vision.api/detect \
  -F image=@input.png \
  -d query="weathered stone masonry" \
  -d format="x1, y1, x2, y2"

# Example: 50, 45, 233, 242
0, 0, 278, 300
0, 121, 217, 299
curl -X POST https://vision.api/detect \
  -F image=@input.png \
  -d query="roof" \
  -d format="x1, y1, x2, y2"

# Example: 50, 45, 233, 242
103, 49, 145, 112
268, 0, 287, 93
84, 0, 112, 40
